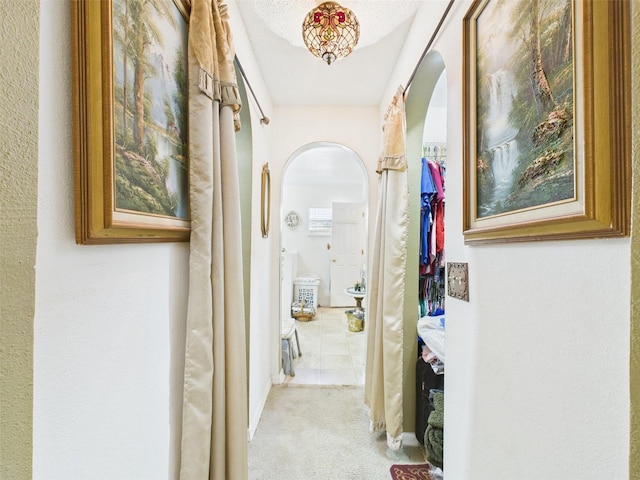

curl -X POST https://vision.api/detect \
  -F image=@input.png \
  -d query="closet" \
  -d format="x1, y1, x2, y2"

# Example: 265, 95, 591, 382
415, 70, 446, 477
419, 141, 446, 318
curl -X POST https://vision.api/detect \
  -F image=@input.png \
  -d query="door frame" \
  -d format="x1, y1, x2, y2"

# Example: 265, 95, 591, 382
278, 141, 368, 372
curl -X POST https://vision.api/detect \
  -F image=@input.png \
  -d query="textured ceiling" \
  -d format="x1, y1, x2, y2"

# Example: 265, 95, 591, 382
242, 0, 422, 48
233, 0, 424, 107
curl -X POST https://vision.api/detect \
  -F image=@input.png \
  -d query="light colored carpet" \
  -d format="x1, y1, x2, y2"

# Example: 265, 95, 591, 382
249, 384, 426, 480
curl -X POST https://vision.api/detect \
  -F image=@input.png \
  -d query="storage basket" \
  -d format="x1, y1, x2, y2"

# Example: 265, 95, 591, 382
294, 273, 320, 311
291, 299, 316, 322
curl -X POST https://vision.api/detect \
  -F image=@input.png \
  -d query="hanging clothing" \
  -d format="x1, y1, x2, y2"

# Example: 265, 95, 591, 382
435, 200, 445, 253
420, 157, 437, 267
418, 150, 446, 316
428, 159, 445, 257
427, 159, 445, 201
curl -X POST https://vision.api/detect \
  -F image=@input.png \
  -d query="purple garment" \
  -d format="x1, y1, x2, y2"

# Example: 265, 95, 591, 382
420, 158, 437, 266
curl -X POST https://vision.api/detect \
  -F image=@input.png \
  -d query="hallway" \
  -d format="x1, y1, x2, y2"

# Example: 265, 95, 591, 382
7, 1, 635, 478
248, 384, 428, 480
285, 307, 366, 386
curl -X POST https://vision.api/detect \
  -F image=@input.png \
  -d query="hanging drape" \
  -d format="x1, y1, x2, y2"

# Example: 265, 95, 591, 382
364, 86, 408, 451
180, 1, 247, 479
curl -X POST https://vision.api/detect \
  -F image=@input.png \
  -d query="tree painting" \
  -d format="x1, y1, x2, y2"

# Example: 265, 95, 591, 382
112, 0, 189, 219
475, 0, 574, 218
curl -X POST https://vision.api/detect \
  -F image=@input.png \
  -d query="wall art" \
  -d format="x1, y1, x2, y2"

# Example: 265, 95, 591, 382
73, 0, 190, 244
462, 0, 630, 244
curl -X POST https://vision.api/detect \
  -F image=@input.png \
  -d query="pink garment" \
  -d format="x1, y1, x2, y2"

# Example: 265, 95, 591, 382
421, 344, 439, 364
430, 209, 437, 263
427, 160, 445, 201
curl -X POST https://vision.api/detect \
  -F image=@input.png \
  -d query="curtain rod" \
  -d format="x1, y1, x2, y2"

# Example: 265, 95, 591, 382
402, 0, 455, 97
234, 56, 270, 125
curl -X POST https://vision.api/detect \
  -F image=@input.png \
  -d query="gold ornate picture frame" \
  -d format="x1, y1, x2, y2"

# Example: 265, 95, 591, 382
462, 0, 630, 244
72, 0, 191, 244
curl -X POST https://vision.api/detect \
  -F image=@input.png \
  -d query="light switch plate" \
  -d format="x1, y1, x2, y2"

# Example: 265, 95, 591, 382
447, 262, 469, 301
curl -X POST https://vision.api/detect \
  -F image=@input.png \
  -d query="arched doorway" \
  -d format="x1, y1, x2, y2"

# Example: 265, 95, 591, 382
403, 50, 447, 448
279, 141, 369, 385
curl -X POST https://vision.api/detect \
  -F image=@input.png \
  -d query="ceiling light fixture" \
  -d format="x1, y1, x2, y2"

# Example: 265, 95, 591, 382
302, 1, 360, 66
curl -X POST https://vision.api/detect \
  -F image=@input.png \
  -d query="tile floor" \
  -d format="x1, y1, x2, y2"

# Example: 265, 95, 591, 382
285, 306, 366, 385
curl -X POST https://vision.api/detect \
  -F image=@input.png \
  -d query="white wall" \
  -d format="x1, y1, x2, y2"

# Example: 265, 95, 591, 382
384, 1, 631, 478
423, 71, 447, 144
34, 5, 278, 477
270, 107, 380, 231
282, 186, 365, 306
267, 106, 380, 373
33, 2, 189, 479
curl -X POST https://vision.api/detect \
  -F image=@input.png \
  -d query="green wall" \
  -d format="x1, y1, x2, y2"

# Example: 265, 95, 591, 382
0, 1, 40, 478
236, 72, 253, 399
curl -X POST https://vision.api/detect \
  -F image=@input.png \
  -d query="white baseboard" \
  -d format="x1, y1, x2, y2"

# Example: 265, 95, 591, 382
271, 370, 285, 385
248, 379, 272, 441
402, 432, 422, 448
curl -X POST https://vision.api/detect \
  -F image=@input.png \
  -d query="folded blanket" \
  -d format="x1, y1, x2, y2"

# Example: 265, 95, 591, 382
425, 390, 444, 469
425, 429, 443, 468
428, 391, 444, 429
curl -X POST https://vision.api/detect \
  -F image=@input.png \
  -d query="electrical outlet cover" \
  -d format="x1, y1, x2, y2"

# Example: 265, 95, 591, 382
447, 262, 469, 301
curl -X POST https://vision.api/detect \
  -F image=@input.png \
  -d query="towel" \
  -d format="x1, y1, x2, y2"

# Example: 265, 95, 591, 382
425, 390, 444, 469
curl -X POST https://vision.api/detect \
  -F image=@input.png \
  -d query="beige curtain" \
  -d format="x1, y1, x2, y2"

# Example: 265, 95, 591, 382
180, 1, 247, 479
364, 86, 408, 451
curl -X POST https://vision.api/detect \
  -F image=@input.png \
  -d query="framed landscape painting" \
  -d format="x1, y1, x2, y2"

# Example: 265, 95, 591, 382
462, 0, 630, 244
72, 0, 190, 244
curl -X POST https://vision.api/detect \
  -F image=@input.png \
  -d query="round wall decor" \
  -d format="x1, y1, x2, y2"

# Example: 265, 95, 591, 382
285, 211, 300, 229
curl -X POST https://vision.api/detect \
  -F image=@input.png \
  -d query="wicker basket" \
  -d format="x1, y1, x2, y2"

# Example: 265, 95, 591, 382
291, 299, 316, 322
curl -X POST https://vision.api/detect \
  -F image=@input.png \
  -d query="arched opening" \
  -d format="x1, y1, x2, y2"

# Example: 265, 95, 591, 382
279, 141, 369, 385
403, 50, 447, 452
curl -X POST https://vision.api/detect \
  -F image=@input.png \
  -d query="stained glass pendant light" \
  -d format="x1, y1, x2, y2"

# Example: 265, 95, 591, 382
302, 1, 360, 65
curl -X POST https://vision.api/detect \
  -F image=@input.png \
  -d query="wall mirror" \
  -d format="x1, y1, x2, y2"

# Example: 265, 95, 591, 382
261, 163, 270, 238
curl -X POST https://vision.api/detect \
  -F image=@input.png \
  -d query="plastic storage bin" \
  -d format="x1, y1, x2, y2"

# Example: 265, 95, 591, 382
294, 273, 320, 311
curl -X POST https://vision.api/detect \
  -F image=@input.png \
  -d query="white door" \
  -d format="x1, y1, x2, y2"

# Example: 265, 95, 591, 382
330, 202, 365, 307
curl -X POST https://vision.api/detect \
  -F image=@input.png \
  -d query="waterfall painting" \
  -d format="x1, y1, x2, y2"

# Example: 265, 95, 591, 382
462, 0, 631, 244
476, 0, 575, 218
72, 0, 191, 244
113, 0, 189, 219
